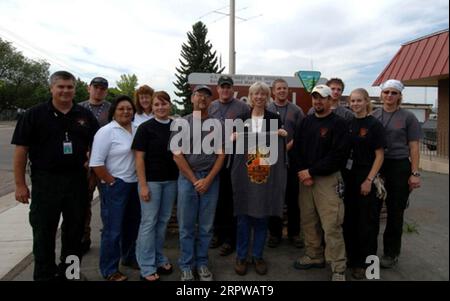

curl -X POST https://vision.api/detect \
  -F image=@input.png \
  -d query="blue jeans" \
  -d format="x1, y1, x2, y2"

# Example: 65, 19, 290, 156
177, 171, 219, 271
136, 181, 177, 277
99, 178, 141, 278
236, 215, 268, 260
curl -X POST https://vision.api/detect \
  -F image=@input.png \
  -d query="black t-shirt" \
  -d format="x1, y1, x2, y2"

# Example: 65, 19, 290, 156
293, 112, 350, 176
131, 118, 179, 181
348, 115, 386, 168
11, 101, 99, 173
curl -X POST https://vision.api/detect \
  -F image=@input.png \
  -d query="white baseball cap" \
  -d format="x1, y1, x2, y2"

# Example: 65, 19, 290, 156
311, 84, 332, 98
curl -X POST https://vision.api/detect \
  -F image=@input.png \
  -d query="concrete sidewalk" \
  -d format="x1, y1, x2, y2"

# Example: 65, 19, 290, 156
1, 171, 448, 281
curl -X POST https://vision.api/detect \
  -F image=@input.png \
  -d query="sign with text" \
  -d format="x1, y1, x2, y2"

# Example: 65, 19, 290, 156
188, 73, 326, 115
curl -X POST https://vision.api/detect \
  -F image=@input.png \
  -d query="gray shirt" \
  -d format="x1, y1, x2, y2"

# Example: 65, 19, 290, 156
79, 100, 111, 127
231, 133, 287, 218
267, 101, 304, 142
371, 108, 422, 159
208, 98, 250, 122
308, 105, 354, 121
172, 114, 221, 172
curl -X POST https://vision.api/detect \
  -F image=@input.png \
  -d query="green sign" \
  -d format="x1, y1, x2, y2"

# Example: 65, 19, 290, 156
295, 71, 321, 93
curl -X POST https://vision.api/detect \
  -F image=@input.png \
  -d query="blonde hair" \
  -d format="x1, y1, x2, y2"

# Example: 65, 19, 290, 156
349, 88, 372, 113
248, 81, 271, 108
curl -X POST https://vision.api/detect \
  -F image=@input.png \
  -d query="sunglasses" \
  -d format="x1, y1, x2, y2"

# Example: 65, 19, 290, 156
382, 90, 399, 96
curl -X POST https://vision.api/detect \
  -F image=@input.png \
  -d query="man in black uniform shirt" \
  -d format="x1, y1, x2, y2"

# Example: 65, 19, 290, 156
11, 71, 99, 281
293, 84, 350, 281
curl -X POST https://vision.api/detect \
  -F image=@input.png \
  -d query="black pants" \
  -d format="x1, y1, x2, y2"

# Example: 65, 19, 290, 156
30, 170, 88, 281
342, 167, 383, 268
380, 159, 411, 257
213, 168, 236, 247
268, 165, 300, 238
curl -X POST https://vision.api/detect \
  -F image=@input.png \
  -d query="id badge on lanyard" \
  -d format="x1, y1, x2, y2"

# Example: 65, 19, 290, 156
63, 132, 73, 155
345, 149, 353, 170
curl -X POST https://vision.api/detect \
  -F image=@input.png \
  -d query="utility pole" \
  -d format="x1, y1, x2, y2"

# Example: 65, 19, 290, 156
229, 0, 236, 74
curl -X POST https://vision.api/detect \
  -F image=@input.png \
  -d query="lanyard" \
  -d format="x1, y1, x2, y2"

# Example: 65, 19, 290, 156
380, 109, 398, 129
274, 104, 288, 128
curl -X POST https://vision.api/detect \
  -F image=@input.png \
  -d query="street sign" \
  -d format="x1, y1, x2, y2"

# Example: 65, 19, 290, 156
295, 71, 321, 93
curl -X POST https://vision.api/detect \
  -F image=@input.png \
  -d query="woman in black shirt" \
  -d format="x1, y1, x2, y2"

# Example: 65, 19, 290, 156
131, 91, 179, 281
342, 88, 386, 279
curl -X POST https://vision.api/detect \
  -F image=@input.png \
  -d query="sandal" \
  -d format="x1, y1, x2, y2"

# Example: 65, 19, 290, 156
157, 263, 173, 275
219, 243, 234, 256
106, 271, 128, 281
140, 273, 160, 282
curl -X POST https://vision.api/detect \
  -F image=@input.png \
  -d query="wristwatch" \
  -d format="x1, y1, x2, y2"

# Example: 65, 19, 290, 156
411, 171, 421, 177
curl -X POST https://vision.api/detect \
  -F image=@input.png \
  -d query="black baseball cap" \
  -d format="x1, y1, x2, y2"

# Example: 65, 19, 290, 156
90, 77, 108, 88
193, 85, 212, 96
217, 75, 234, 86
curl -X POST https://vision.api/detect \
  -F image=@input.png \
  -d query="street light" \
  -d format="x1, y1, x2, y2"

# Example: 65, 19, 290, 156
229, 0, 236, 74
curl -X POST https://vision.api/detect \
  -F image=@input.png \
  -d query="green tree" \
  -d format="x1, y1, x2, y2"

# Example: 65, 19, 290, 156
74, 78, 89, 103
105, 87, 122, 103
0, 38, 50, 113
116, 74, 138, 98
173, 21, 224, 115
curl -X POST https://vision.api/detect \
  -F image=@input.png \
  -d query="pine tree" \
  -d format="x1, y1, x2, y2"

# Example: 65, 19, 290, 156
173, 21, 224, 115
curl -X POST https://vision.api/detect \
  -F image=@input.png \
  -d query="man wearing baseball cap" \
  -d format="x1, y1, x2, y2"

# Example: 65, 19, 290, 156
207, 75, 250, 256
308, 78, 354, 121
292, 84, 350, 281
172, 84, 225, 281
78, 76, 111, 255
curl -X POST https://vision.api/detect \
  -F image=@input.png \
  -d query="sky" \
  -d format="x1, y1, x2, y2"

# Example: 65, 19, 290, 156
0, 0, 448, 107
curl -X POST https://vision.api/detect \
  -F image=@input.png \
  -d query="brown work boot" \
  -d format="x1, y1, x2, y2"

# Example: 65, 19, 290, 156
234, 259, 248, 276
254, 258, 268, 275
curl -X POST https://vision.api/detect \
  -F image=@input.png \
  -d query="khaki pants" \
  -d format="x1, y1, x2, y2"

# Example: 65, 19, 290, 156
299, 172, 346, 273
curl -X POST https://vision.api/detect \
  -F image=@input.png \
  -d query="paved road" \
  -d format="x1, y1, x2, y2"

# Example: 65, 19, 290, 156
7, 171, 449, 281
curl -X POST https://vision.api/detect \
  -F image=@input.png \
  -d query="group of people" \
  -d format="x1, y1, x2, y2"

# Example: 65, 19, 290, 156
12, 70, 422, 282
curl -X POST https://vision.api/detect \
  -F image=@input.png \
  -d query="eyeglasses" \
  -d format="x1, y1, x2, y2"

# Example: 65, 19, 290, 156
194, 92, 210, 98
382, 90, 399, 96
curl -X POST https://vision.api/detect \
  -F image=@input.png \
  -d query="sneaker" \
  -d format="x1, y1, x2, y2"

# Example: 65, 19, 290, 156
234, 259, 248, 276
180, 269, 195, 281
197, 266, 213, 281
293, 255, 325, 270
331, 272, 346, 281
254, 258, 268, 275
380, 255, 398, 269
351, 267, 366, 280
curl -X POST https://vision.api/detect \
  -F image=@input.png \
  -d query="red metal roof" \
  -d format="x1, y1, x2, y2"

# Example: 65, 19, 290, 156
373, 29, 449, 87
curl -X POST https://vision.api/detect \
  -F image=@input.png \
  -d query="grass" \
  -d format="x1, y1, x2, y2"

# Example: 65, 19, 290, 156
403, 221, 420, 234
